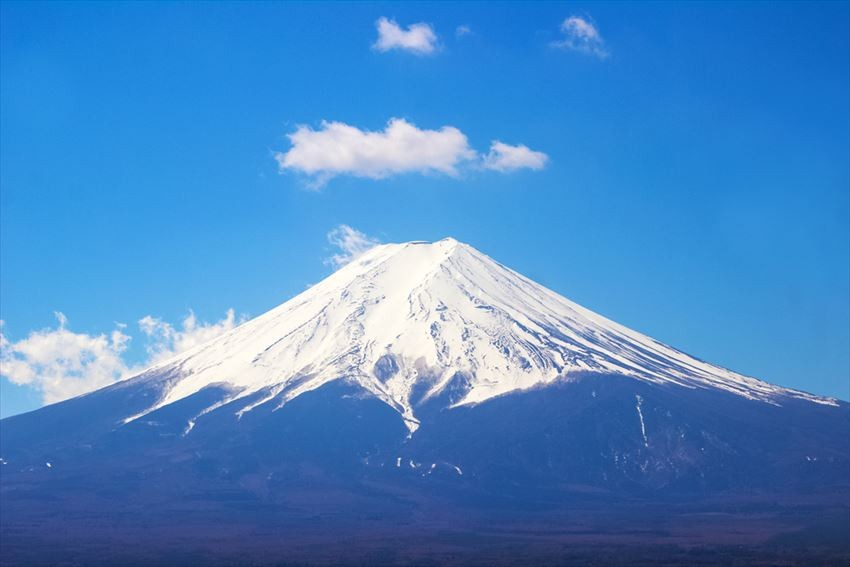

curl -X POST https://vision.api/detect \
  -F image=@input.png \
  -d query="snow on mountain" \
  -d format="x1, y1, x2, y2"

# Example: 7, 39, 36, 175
124, 238, 836, 432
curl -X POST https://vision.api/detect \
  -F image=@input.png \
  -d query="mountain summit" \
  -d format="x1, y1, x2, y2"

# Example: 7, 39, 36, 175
125, 238, 833, 433
2, 238, 847, 565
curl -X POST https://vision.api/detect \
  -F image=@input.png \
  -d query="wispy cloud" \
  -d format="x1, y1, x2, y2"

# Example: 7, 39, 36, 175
1, 310, 241, 405
274, 118, 547, 186
138, 309, 242, 366
483, 141, 549, 172
455, 25, 472, 38
373, 17, 438, 55
325, 225, 381, 269
552, 15, 609, 59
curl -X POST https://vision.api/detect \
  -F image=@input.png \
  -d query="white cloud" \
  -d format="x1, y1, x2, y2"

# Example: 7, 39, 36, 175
0, 309, 241, 406
325, 225, 381, 269
552, 16, 609, 59
0, 313, 131, 404
373, 17, 438, 55
455, 25, 472, 38
274, 118, 547, 185
138, 309, 242, 366
274, 118, 476, 186
482, 141, 549, 172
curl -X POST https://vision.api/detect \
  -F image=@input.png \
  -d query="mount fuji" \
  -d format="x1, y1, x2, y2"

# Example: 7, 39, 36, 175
2, 239, 848, 565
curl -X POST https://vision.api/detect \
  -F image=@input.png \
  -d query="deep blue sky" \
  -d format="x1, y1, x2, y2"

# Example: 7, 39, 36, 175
1, 1, 848, 417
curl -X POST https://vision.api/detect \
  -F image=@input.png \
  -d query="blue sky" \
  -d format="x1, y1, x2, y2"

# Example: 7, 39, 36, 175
1, 1, 848, 417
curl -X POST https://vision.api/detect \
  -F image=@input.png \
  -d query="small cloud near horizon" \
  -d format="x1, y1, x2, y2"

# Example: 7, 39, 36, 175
0, 310, 243, 406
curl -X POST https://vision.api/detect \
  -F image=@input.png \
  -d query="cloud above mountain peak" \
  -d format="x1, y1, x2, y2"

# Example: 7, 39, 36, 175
274, 118, 547, 186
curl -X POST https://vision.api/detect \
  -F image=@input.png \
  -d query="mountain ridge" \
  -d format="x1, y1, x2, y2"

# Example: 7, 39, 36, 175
116, 238, 835, 435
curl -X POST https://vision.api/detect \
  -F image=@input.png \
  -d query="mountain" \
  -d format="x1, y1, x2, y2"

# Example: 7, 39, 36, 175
2, 239, 848, 566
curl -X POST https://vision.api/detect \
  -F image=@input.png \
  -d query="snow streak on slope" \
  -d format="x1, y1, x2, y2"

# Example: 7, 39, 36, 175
124, 238, 837, 432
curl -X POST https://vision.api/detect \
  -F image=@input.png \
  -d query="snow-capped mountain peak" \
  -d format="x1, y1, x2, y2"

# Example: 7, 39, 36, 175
126, 238, 836, 432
